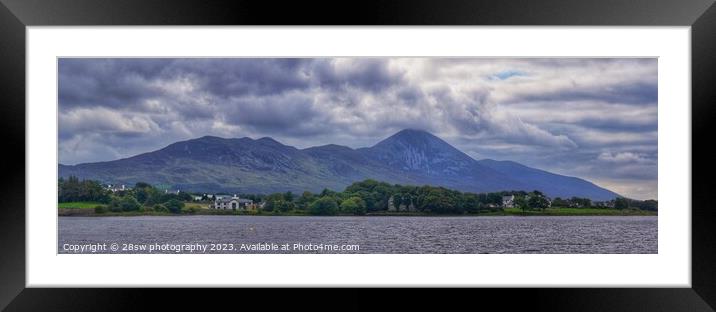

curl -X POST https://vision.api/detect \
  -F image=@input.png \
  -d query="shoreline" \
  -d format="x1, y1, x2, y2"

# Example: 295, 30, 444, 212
58, 208, 657, 217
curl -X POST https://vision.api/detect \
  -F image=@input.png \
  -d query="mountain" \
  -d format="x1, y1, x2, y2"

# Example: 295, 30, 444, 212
361, 129, 483, 175
59, 129, 620, 200
357, 129, 525, 192
477, 159, 618, 201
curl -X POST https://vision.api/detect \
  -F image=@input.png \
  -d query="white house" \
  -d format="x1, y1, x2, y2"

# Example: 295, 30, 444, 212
214, 195, 255, 211
502, 195, 515, 208
105, 184, 130, 192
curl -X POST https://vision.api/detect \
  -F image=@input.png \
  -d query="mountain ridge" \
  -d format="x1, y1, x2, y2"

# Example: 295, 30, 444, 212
59, 130, 620, 200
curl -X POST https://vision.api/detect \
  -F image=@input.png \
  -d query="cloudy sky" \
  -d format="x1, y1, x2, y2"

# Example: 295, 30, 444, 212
58, 58, 658, 200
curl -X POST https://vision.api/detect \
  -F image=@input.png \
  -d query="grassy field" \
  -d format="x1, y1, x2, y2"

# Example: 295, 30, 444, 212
184, 202, 211, 210
58, 201, 104, 209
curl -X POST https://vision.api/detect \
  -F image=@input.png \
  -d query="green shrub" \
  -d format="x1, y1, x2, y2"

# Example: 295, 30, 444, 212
94, 205, 107, 214
309, 196, 338, 216
340, 197, 366, 215
153, 204, 168, 213
165, 199, 184, 214
108, 195, 141, 212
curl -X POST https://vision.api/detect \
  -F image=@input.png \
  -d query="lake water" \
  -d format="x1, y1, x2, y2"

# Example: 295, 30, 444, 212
58, 215, 657, 254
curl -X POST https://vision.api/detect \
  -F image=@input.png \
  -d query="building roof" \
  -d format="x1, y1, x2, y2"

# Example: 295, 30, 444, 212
215, 197, 253, 204
216, 197, 235, 203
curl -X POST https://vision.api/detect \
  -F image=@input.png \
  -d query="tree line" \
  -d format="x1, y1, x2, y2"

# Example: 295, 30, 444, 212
59, 177, 657, 215
551, 196, 658, 211
235, 180, 657, 215
240, 180, 551, 215
59, 177, 191, 213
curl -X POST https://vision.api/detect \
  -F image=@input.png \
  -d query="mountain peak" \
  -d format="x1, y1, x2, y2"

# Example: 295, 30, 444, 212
376, 128, 435, 143
304, 144, 353, 152
191, 135, 226, 142
366, 129, 477, 174
373, 128, 453, 151
257, 136, 280, 144
190, 135, 283, 145
397, 128, 431, 134
391, 128, 435, 138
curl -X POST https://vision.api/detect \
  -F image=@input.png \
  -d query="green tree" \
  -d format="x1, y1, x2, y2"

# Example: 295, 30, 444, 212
58, 176, 111, 203
320, 188, 335, 197
486, 193, 503, 206
263, 193, 287, 212
340, 197, 367, 215
391, 193, 403, 208
143, 187, 161, 205
275, 200, 296, 213
344, 179, 396, 212
176, 191, 193, 202
515, 196, 528, 213
108, 195, 141, 212
153, 204, 169, 213
134, 186, 151, 204
417, 187, 462, 214
134, 182, 152, 189
639, 199, 658, 211
551, 197, 568, 208
297, 191, 315, 210
284, 191, 294, 202
463, 193, 481, 214
528, 194, 550, 211
569, 197, 592, 208
165, 199, 184, 214
309, 196, 338, 215
614, 197, 629, 210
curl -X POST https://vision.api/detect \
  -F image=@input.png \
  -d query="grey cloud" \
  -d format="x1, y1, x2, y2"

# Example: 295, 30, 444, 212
59, 107, 161, 139
223, 92, 327, 137
429, 88, 578, 149
516, 82, 657, 105
179, 58, 312, 97
58, 58, 658, 199
59, 59, 168, 110
309, 58, 404, 92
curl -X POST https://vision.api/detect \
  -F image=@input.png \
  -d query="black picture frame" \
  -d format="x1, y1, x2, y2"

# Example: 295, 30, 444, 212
1, 0, 715, 310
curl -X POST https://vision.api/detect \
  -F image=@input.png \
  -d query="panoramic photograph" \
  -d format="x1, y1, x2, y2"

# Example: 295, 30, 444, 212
57, 57, 658, 254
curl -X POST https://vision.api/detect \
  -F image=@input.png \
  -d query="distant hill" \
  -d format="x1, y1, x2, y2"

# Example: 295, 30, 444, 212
59, 129, 620, 200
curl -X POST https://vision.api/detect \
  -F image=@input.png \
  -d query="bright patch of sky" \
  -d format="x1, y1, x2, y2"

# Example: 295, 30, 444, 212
489, 70, 526, 80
